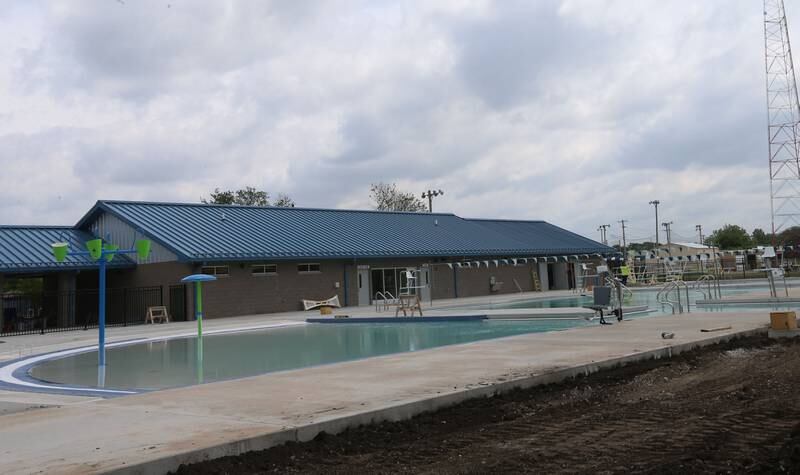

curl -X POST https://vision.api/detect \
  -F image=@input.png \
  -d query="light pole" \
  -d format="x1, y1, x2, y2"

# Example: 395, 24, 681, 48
649, 200, 660, 245
421, 189, 444, 213
661, 221, 674, 246
597, 224, 611, 245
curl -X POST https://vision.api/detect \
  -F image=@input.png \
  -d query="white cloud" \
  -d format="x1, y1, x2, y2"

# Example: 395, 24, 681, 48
0, 0, 783, 241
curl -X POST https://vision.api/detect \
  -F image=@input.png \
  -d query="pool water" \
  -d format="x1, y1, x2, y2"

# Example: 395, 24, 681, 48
466, 285, 797, 314
29, 319, 588, 391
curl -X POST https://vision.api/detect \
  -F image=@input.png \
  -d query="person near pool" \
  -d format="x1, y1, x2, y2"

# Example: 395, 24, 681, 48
619, 263, 630, 285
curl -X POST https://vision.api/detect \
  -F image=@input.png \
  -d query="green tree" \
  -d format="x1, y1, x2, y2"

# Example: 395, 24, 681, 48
203, 188, 235, 204
202, 187, 294, 207
706, 224, 752, 250
626, 242, 658, 252
777, 226, 800, 246
272, 193, 295, 208
751, 228, 772, 246
369, 182, 427, 212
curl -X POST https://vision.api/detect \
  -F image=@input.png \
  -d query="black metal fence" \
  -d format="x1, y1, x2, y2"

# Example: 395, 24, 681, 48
1, 286, 163, 337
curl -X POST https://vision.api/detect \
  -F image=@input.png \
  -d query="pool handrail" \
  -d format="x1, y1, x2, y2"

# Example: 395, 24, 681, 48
374, 291, 398, 312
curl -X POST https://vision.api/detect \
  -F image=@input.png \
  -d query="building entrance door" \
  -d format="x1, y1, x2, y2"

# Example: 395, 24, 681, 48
418, 267, 431, 302
357, 267, 370, 305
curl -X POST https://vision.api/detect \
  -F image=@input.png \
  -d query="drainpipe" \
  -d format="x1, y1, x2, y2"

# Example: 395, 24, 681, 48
342, 262, 349, 307
452, 263, 459, 298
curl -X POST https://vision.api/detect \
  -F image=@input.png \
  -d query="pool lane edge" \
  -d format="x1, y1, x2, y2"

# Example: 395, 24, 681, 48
108, 325, 768, 475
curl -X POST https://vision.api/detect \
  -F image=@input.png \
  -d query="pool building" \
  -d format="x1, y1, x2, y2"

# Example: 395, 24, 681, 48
0, 201, 612, 333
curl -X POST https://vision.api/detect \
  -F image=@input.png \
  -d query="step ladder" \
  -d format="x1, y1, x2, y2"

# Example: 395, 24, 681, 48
532, 270, 542, 291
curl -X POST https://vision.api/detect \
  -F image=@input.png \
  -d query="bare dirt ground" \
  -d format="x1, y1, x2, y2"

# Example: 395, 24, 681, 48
175, 335, 800, 474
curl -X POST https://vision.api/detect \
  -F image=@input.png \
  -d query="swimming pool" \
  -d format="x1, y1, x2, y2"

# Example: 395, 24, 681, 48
452, 284, 798, 315
12, 283, 798, 396
25, 319, 588, 392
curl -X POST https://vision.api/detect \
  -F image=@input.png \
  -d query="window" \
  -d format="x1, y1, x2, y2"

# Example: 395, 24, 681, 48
251, 264, 278, 276
370, 267, 417, 297
297, 263, 321, 273
200, 265, 229, 277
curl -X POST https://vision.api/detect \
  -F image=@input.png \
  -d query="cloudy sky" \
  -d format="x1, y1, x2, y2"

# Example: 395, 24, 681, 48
0, 0, 785, 245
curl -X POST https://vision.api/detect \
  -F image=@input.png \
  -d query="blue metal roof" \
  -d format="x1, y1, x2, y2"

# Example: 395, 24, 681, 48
0, 226, 134, 274
467, 219, 612, 256
76, 201, 612, 262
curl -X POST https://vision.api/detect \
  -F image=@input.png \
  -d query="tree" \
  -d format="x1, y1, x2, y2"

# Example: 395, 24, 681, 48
705, 224, 752, 250
777, 226, 800, 246
202, 187, 294, 207
626, 242, 658, 252
751, 228, 772, 246
234, 186, 269, 206
272, 193, 295, 208
369, 182, 427, 212
203, 188, 236, 205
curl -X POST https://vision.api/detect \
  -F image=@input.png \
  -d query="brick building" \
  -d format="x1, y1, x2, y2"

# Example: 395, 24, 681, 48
0, 200, 612, 331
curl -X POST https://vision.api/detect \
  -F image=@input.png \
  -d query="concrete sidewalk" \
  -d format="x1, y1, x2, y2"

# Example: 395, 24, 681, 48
0, 310, 770, 475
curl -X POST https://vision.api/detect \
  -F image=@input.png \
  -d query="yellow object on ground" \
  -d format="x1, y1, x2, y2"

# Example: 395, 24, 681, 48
770, 311, 797, 330
320, 306, 333, 315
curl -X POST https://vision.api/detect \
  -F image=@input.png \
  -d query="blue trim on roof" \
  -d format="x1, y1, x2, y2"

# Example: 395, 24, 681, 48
1, 201, 611, 271
74, 200, 612, 262
78, 201, 194, 261
467, 219, 612, 256
0, 226, 135, 273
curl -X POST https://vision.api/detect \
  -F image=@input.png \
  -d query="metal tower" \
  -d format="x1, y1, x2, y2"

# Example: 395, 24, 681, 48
764, 0, 800, 234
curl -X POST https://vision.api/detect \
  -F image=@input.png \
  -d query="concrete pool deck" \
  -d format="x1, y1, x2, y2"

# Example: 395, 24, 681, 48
0, 305, 775, 474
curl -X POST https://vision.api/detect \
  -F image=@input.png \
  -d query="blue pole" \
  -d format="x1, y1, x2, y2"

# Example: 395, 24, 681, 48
98, 254, 106, 367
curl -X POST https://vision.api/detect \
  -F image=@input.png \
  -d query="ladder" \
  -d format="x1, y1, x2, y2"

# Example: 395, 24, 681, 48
532, 269, 542, 291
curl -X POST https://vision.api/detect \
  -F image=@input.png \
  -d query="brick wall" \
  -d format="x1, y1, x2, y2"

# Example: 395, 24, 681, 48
96, 257, 550, 319
192, 261, 357, 319
452, 263, 538, 298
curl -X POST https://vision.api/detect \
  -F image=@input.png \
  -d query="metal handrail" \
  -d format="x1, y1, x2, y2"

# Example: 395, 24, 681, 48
673, 280, 690, 313
692, 274, 721, 300
657, 282, 677, 314
374, 291, 397, 312
657, 280, 688, 314
605, 276, 633, 300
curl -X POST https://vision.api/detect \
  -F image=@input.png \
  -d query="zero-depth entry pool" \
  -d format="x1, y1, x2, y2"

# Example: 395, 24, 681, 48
27, 319, 588, 392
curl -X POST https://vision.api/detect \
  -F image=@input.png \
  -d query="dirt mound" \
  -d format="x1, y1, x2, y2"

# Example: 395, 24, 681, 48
175, 336, 800, 474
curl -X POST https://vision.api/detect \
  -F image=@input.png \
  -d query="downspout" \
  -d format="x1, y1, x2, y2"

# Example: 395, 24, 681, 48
342, 261, 349, 307
453, 263, 459, 298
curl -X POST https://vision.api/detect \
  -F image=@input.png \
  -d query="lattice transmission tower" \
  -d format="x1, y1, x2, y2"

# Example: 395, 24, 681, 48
764, 0, 800, 235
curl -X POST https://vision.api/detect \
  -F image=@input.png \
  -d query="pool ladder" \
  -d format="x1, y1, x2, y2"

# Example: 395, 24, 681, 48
657, 280, 691, 314
374, 291, 397, 312
691, 274, 721, 300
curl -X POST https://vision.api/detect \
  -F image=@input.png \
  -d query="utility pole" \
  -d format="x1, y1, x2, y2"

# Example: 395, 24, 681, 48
598, 224, 611, 245
618, 219, 628, 255
662, 221, 674, 246
649, 200, 660, 246
421, 189, 444, 213
696, 224, 704, 245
